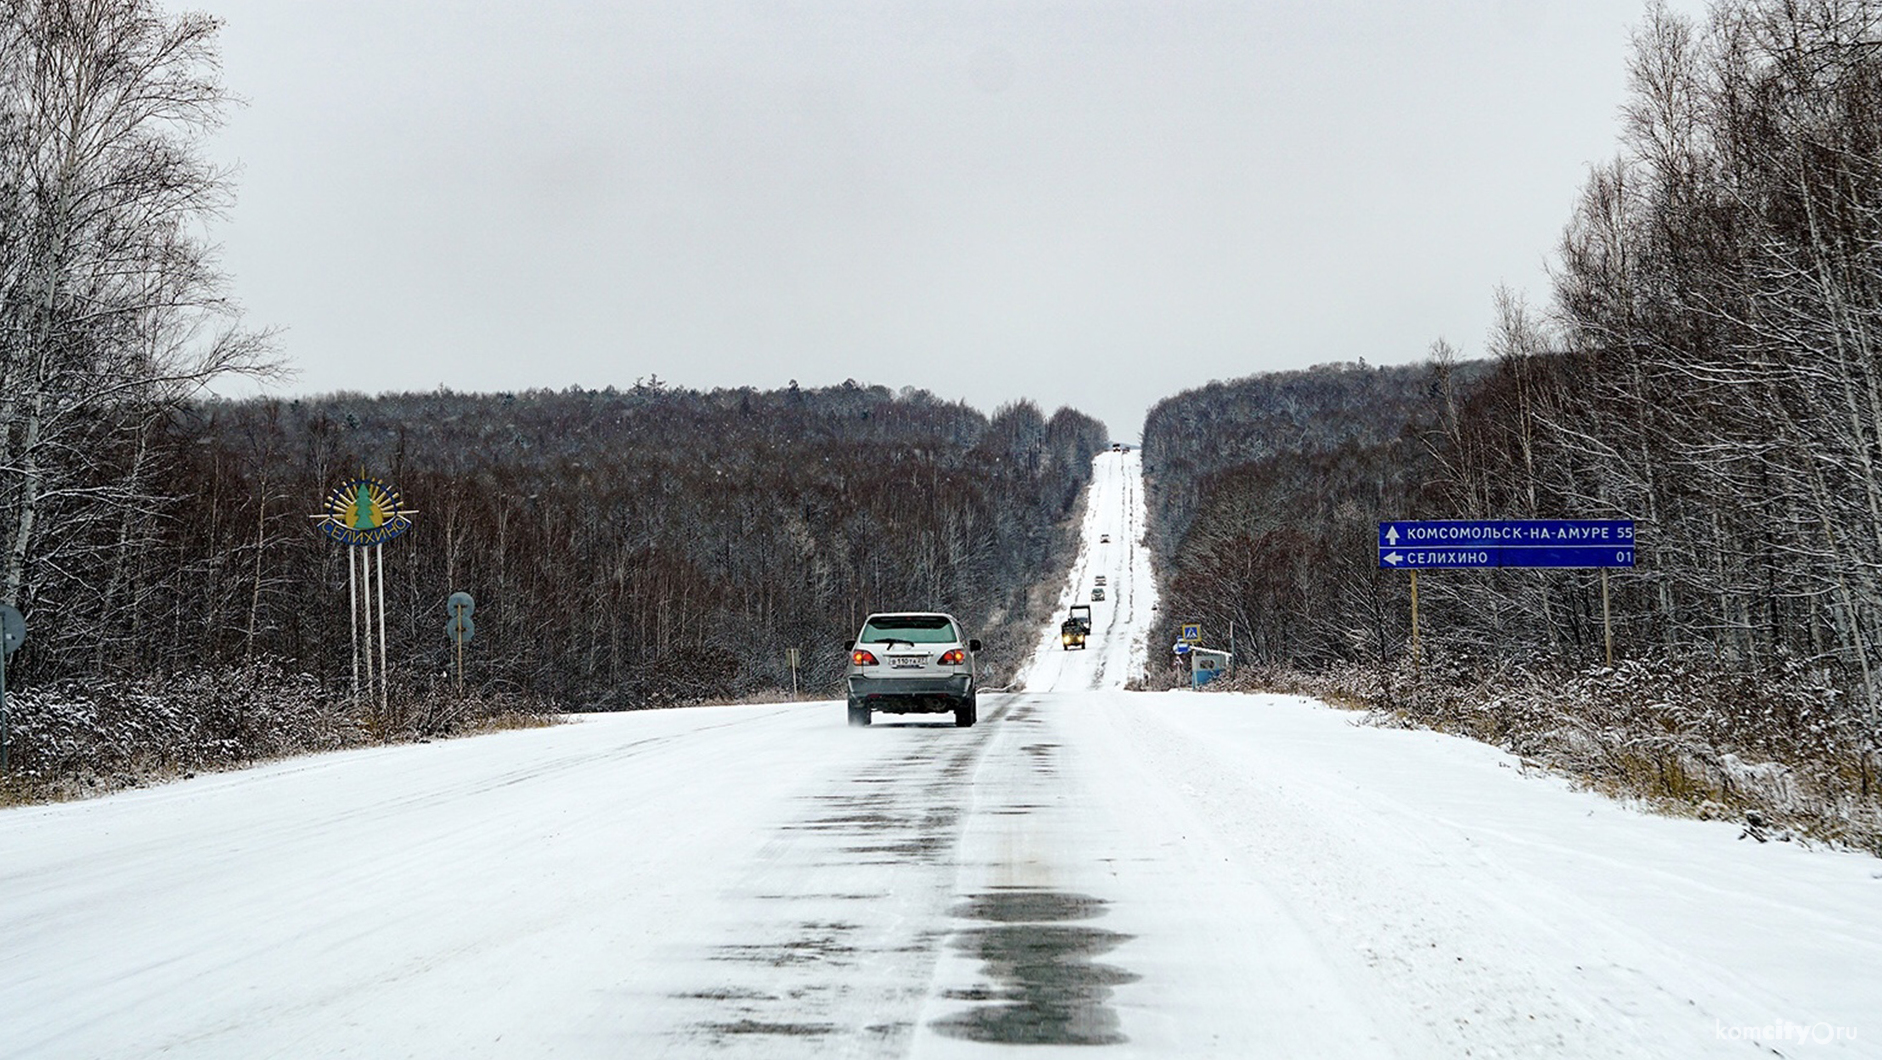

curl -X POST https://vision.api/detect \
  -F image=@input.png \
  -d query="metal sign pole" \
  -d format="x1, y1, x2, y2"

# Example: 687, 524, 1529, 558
359, 546, 375, 714
376, 543, 390, 713
1601, 567, 1613, 668
1409, 569, 1421, 669
1, 645, 8, 772
444, 592, 475, 700
349, 545, 361, 707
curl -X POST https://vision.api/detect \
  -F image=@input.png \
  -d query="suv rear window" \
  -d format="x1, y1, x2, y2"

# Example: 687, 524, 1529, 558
860, 615, 959, 645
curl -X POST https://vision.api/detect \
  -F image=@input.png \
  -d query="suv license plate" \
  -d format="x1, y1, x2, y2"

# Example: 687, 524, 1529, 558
890, 656, 924, 669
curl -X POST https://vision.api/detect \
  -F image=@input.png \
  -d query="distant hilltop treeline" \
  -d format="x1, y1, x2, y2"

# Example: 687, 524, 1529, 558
10, 380, 1106, 712
1141, 359, 1492, 568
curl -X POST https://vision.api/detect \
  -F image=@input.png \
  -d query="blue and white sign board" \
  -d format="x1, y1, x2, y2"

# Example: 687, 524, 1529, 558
1378, 520, 1635, 569
1180, 622, 1201, 642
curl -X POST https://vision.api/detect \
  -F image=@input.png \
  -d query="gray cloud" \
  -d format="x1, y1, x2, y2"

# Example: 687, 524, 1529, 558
203, 0, 1706, 440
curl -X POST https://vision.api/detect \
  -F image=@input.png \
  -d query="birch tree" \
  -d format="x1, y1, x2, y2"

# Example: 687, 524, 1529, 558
0, 0, 272, 670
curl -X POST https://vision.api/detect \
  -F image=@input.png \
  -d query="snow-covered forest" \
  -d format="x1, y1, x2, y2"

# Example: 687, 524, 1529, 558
0, 1, 1106, 799
1147, 0, 1882, 850
147, 383, 1104, 705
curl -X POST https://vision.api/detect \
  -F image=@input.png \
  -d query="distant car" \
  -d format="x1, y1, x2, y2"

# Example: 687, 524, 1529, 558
1111, 442, 1122, 452
1091, 587, 1106, 601
1094, 575, 1106, 586
1100, 534, 1111, 544
845, 612, 980, 727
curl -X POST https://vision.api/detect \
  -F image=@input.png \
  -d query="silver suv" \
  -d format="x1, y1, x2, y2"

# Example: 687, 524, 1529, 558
845, 612, 980, 727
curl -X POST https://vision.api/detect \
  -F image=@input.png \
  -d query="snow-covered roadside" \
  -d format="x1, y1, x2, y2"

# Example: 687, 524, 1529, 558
0, 702, 860, 1058
1132, 692, 1879, 1055
916, 687, 1881, 1058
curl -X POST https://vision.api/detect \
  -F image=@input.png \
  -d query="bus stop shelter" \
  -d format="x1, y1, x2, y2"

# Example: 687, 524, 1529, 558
1188, 647, 1232, 688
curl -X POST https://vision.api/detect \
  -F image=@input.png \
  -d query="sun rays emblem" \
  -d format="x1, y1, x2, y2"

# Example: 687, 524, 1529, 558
317, 476, 414, 546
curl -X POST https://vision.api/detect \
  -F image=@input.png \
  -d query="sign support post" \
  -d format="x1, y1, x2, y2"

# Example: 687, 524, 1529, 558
348, 547, 361, 707
446, 592, 475, 696
1409, 569, 1421, 672
1601, 567, 1613, 668
362, 548, 376, 711
376, 543, 389, 714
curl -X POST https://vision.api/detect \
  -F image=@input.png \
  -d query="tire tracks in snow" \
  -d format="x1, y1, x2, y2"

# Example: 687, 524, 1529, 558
662, 697, 1023, 1057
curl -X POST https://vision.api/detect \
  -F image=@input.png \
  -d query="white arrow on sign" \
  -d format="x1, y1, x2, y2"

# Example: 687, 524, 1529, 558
1383, 551, 1404, 565
1386, 526, 1400, 545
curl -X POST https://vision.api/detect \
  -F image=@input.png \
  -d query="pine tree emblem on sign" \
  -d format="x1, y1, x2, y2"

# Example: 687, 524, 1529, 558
317, 477, 414, 546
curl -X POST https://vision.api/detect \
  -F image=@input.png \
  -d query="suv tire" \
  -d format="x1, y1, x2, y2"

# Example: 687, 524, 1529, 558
847, 700, 871, 727
954, 697, 977, 728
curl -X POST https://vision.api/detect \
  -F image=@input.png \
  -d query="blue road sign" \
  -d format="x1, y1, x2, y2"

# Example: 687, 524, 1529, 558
1180, 622, 1201, 642
1378, 521, 1635, 569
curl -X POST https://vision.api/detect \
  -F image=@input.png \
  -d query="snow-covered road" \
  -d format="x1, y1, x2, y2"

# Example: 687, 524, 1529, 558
4, 452, 1879, 1058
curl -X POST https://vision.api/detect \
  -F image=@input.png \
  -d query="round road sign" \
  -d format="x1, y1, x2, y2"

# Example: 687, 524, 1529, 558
446, 591, 475, 617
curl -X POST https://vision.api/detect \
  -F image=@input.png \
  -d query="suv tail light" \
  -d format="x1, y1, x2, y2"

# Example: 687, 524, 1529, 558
938, 648, 966, 665
851, 649, 879, 666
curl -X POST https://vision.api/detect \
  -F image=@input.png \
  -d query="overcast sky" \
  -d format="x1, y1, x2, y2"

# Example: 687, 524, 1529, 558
199, 0, 1708, 440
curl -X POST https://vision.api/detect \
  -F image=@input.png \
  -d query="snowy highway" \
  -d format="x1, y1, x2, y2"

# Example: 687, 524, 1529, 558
4, 452, 1881, 1058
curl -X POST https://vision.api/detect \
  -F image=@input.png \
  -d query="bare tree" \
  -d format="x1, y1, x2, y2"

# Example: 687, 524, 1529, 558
0, 0, 274, 668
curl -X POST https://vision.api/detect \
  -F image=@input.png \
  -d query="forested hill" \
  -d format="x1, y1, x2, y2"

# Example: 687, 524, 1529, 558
1141, 360, 1489, 564
19, 381, 1106, 708
1144, 0, 1882, 851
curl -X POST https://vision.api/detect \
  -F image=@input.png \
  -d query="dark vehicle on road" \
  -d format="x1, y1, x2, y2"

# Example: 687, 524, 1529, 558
1061, 604, 1093, 650
846, 612, 979, 727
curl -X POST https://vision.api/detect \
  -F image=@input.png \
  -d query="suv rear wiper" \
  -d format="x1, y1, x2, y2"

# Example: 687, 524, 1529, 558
875, 637, 914, 649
